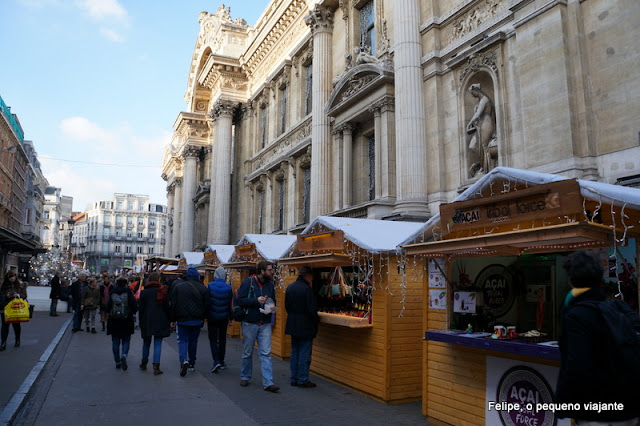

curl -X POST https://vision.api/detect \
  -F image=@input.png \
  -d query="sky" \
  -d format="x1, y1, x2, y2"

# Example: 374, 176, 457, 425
0, 0, 270, 212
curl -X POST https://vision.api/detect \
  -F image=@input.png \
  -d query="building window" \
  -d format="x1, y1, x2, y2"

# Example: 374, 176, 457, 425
138, 204, 144, 211
280, 85, 288, 134
359, 0, 375, 55
258, 189, 264, 234
115, 230, 121, 237
261, 107, 267, 148
138, 218, 144, 226
127, 216, 133, 225
150, 220, 155, 227
127, 202, 133, 210
277, 179, 285, 231
148, 246, 154, 254
305, 64, 313, 115
43, 210, 49, 219
103, 227, 110, 237
127, 231, 133, 238
137, 246, 143, 254
115, 215, 122, 226
149, 233, 155, 239
126, 246, 132, 254
115, 245, 120, 253
368, 133, 376, 201
104, 215, 111, 224
117, 201, 123, 210
137, 232, 143, 238
102, 242, 109, 252
303, 167, 311, 224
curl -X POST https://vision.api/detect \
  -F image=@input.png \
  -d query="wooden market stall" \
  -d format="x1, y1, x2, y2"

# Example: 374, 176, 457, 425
401, 167, 640, 426
278, 216, 426, 404
223, 234, 297, 347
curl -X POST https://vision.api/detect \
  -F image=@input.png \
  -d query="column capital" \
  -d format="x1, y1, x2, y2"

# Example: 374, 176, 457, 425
174, 177, 183, 186
203, 145, 212, 155
181, 145, 200, 158
305, 5, 334, 34
299, 146, 312, 169
210, 99, 237, 121
370, 96, 395, 114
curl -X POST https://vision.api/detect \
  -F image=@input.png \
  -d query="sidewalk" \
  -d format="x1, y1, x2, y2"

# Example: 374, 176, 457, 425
14, 323, 428, 425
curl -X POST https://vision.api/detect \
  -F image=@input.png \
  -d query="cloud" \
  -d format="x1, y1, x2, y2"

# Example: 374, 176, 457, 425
75, 0, 128, 22
59, 117, 122, 153
18, 0, 61, 7
99, 26, 125, 42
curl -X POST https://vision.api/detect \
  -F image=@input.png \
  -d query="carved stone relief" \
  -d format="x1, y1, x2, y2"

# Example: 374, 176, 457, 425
446, 0, 504, 46
459, 50, 498, 83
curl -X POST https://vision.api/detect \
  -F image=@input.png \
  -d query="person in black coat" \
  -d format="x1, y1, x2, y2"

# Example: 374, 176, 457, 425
285, 266, 319, 388
49, 272, 61, 316
138, 272, 170, 375
71, 274, 88, 332
106, 277, 137, 371
555, 251, 640, 423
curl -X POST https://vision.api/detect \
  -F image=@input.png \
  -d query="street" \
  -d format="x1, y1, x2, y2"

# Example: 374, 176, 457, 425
1, 287, 429, 426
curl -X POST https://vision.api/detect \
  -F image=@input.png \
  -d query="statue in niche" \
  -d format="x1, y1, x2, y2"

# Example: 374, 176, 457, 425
466, 83, 497, 177
354, 44, 377, 65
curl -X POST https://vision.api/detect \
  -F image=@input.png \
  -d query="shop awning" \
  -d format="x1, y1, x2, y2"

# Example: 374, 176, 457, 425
0, 226, 38, 253
402, 221, 619, 258
277, 253, 354, 267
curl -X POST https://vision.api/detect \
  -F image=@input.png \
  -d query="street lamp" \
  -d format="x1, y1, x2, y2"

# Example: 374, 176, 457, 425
67, 218, 76, 262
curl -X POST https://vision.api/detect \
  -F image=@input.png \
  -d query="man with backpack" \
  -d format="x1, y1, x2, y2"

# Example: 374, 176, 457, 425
170, 267, 210, 377
555, 250, 640, 424
237, 260, 278, 392
106, 277, 137, 370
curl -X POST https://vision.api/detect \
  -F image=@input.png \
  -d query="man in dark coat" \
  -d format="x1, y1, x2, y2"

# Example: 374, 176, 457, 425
106, 277, 137, 370
170, 267, 210, 377
49, 272, 61, 316
71, 274, 88, 332
138, 272, 170, 375
285, 266, 319, 388
555, 250, 640, 424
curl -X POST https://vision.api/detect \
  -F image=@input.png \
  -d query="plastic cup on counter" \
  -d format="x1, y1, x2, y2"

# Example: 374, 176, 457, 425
507, 326, 517, 338
494, 325, 506, 338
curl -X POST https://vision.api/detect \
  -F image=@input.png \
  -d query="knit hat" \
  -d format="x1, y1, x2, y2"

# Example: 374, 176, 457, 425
214, 266, 226, 280
186, 267, 200, 279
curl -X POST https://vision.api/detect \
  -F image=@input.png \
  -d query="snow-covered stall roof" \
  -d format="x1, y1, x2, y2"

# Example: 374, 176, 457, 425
302, 216, 424, 253
239, 234, 297, 261
400, 166, 640, 245
206, 245, 235, 264
181, 252, 204, 266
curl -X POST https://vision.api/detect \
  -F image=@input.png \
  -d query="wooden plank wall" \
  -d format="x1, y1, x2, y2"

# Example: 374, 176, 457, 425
226, 269, 244, 338
387, 258, 425, 402
271, 284, 291, 359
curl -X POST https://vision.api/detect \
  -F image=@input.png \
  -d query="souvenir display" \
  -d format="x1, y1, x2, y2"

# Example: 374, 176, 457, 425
316, 266, 373, 323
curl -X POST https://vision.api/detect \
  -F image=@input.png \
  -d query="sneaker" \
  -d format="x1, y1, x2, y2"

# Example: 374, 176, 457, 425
211, 363, 222, 373
219, 361, 227, 370
188, 364, 195, 372
264, 385, 280, 393
180, 361, 189, 377
240, 380, 249, 387
86, 327, 90, 332
121, 356, 128, 371
298, 381, 317, 388
115, 363, 121, 369
91, 328, 97, 334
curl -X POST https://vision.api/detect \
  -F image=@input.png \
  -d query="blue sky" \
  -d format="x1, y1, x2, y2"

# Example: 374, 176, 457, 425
0, 0, 269, 211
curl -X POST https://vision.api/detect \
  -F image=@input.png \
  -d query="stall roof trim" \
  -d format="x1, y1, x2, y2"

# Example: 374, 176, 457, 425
400, 166, 640, 246
240, 234, 297, 261
206, 245, 235, 263
302, 216, 424, 253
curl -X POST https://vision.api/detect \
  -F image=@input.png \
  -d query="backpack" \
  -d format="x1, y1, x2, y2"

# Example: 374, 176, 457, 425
590, 299, 640, 388
231, 282, 254, 322
110, 292, 130, 319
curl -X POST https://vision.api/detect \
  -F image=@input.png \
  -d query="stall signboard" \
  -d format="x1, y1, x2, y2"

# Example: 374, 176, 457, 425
428, 258, 446, 288
486, 356, 570, 426
297, 230, 345, 253
440, 180, 582, 234
453, 291, 477, 313
203, 252, 216, 265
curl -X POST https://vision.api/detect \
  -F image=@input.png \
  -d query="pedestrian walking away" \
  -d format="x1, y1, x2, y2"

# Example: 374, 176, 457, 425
49, 271, 61, 316
207, 266, 232, 373
237, 260, 278, 392
285, 266, 319, 388
1, 271, 28, 350
99, 275, 113, 331
170, 267, 210, 377
138, 272, 170, 375
71, 274, 88, 332
555, 250, 640, 425
106, 277, 137, 370
82, 278, 101, 333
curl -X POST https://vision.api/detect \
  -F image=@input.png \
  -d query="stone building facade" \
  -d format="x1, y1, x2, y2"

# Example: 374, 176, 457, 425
80, 194, 167, 273
162, 0, 640, 255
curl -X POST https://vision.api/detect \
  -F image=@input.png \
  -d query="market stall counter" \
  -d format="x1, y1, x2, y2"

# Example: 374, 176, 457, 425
402, 167, 640, 426
278, 216, 426, 404
223, 234, 296, 350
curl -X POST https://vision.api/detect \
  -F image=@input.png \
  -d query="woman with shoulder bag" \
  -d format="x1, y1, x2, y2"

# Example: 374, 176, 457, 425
1, 271, 28, 350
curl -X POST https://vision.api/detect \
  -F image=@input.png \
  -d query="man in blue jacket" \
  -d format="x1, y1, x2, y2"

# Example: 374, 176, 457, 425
237, 260, 278, 392
207, 266, 232, 373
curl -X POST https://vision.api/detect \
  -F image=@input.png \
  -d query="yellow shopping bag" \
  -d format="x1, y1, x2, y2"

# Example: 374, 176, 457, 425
4, 298, 30, 323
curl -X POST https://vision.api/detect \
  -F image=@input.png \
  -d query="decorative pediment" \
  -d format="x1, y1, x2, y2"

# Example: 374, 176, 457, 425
326, 62, 394, 116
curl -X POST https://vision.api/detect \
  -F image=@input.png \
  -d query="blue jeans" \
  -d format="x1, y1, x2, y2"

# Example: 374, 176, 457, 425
241, 322, 273, 388
112, 335, 130, 363
290, 336, 313, 384
177, 324, 201, 365
142, 336, 163, 364
49, 298, 58, 315
72, 301, 83, 330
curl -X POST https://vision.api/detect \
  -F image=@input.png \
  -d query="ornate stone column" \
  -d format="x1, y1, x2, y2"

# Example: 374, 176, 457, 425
341, 124, 353, 209
373, 97, 396, 200
172, 177, 183, 257
208, 100, 235, 244
286, 159, 297, 229
181, 148, 198, 252
393, 0, 429, 218
305, 5, 334, 219
371, 106, 383, 200
332, 128, 343, 211
165, 184, 175, 257
264, 171, 273, 233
